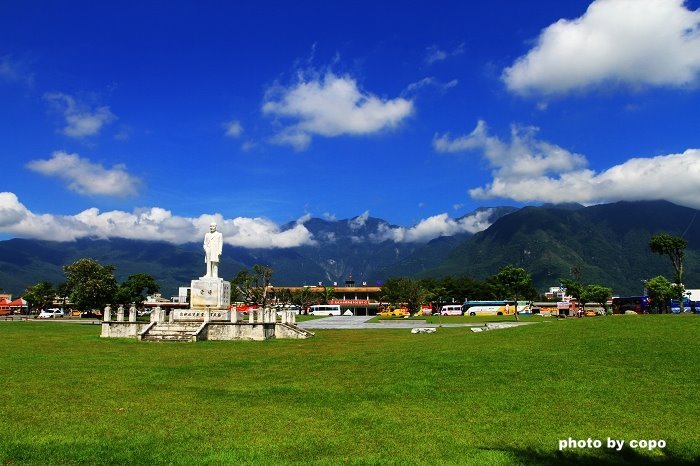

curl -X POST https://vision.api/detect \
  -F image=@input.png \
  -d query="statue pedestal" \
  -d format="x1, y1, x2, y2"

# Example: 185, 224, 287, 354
190, 276, 231, 309
173, 277, 231, 322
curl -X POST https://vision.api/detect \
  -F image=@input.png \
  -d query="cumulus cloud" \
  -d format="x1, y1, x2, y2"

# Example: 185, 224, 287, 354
503, 0, 700, 94
44, 92, 116, 137
434, 120, 587, 179
224, 120, 243, 137
370, 210, 494, 243
435, 120, 700, 210
469, 149, 700, 209
0, 192, 316, 248
262, 72, 413, 150
27, 151, 140, 197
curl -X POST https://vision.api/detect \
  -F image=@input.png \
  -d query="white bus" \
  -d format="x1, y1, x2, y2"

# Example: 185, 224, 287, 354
309, 304, 341, 316
462, 300, 517, 316
439, 305, 463, 316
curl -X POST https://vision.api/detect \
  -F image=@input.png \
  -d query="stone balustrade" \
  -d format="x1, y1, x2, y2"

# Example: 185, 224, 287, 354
104, 305, 297, 326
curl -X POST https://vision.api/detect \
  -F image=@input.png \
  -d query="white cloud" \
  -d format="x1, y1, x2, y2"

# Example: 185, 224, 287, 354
434, 120, 587, 179
469, 149, 700, 209
27, 151, 140, 197
370, 210, 494, 243
241, 141, 256, 152
0, 192, 317, 248
503, 0, 700, 94
349, 210, 370, 230
424, 43, 465, 66
224, 120, 243, 137
262, 72, 413, 150
44, 92, 116, 137
435, 120, 700, 210
403, 77, 459, 96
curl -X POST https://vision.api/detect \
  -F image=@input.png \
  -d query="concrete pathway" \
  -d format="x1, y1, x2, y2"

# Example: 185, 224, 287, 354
297, 315, 533, 330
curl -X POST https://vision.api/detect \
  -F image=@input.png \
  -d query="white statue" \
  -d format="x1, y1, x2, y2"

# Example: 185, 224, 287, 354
203, 222, 223, 278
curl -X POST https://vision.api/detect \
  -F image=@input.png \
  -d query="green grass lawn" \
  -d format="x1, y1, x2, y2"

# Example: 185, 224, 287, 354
1, 316, 698, 465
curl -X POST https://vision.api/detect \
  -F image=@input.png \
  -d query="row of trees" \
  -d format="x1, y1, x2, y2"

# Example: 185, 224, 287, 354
229, 264, 542, 315
23, 258, 159, 312
377, 265, 541, 315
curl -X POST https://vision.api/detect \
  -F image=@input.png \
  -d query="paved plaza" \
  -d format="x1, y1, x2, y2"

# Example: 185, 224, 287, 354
297, 315, 534, 330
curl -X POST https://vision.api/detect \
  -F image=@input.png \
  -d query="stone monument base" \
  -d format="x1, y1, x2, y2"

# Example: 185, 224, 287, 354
190, 276, 231, 310
172, 309, 231, 322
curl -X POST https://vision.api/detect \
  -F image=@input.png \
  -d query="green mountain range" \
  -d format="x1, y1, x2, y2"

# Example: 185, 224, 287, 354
415, 201, 699, 295
0, 201, 697, 297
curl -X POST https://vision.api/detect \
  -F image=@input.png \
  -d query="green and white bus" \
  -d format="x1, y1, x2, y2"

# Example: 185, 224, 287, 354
462, 300, 517, 316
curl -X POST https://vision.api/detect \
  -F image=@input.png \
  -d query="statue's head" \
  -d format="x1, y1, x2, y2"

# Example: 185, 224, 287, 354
209, 222, 217, 233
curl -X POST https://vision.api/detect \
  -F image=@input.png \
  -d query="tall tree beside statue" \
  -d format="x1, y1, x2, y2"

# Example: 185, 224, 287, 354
230, 264, 273, 306
63, 258, 118, 311
649, 232, 688, 312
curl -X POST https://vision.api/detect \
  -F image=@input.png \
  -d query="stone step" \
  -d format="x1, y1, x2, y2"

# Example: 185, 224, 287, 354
141, 322, 201, 341
143, 335, 192, 342
148, 328, 196, 334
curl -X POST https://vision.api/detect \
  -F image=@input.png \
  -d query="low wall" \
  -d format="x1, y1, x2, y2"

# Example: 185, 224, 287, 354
198, 322, 277, 341
101, 321, 313, 341
101, 321, 152, 338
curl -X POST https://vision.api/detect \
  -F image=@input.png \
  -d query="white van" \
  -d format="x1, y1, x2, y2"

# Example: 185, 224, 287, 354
309, 304, 341, 316
440, 305, 463, 316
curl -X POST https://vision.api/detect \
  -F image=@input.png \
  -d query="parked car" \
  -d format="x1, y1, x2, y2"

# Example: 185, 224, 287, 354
38, 309, 64, 319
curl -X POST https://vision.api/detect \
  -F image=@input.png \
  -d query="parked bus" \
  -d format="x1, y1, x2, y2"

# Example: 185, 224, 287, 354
309, 304, 341, 316
611, 296, 650, 314
462, 300, 517, 316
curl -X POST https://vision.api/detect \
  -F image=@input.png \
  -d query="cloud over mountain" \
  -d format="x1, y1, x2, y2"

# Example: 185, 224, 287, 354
435, 120, 700, 210
0, 192, 317, 248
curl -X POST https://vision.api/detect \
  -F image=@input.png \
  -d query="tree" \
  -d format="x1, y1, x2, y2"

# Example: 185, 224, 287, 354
380, 277, 427, 315
291, 287, 316, 313
230, 265, 273, 306
649, 233, 687, 311
645, 275, 675, 314
582, 284, 613, 314
320, 286, 335, 305
63, 258, 118, 311
115, 273, 159, 307
275, 288, 293, 306
490, 265, 536, 301
561, 278, 584, 309
24, 281, 55, 312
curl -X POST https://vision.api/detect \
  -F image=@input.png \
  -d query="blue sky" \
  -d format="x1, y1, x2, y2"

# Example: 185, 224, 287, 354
1, 0, 700, 247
